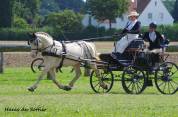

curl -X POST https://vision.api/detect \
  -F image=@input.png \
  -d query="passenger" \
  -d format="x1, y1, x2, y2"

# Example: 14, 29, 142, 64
113, 11, 141, 54
142, 22, 163, 66
143, 22, 163, 51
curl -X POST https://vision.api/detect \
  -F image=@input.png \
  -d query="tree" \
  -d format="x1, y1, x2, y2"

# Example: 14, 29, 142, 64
13, 17, 29, 29
56, 0, 85, 12
172, 0, 178, 22
163, 0, 175, 14
13, 0, 41, 25
40, 0, 60, 16
45, 10, 83, 37
86, 0, 129, 29
0, 0, 13, 27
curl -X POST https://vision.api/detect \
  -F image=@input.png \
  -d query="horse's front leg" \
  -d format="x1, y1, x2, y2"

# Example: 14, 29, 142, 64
28, 68, 48, 92
68, 64, 81, 88
48, 68, 67, 90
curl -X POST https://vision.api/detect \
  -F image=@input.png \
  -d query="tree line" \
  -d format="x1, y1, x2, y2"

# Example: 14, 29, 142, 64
0, 0, 178, 40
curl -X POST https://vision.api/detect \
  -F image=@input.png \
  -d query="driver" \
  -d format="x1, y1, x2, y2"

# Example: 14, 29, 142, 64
113, 11, 141, 54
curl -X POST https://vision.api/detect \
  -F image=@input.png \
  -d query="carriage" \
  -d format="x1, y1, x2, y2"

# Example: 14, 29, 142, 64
89, 37, 178, 95
30, 34, 178, 95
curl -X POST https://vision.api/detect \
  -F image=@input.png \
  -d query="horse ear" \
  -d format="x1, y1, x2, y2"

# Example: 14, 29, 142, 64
28, 32, 36, 39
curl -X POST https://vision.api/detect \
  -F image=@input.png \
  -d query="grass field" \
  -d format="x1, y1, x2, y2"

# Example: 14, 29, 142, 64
0, 67, 178, 117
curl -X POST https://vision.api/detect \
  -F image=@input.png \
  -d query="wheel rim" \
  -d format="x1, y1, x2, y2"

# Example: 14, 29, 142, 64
122, 66, 146, 94
90, 70, 114, 93
31, 58, 44, 73
155, 62, 178, 94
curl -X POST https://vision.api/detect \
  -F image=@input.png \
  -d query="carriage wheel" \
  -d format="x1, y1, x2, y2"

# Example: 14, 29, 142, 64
155, 62, 178, 94
122, 66, 147, 94
90, 70, 114, 93
31, 58, 44, 73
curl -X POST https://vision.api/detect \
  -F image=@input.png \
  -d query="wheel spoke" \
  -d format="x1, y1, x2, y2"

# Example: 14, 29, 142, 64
169, 71, 178, 77
127, 81, 133, 89
124, 78, 132, 82
137, 80, 143, 87
171, 80, 178, 86
136, 82, 141, 91
97, 85, 101, 92
169, 81, 176, 91
92, 79, 99, 82
105, 80, 111, 85
134, 83, 139, 93
168, 82, 170, 94
94, 82, 100, 88
132, 83, 135, 93
162, 82, 167, 93
158, 81, 165, 87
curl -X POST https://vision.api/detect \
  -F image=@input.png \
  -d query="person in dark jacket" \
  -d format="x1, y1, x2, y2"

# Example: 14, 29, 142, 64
143, 22, 163, 50
143, 22, 163, 66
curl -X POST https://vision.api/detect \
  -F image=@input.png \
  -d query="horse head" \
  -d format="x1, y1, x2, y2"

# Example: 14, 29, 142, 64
28, 32, 54, 58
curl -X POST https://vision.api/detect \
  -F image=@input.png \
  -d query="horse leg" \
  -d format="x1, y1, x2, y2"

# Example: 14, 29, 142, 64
28, 68, 48, 92
68, 64, 81, 88
48, 68, 67, 90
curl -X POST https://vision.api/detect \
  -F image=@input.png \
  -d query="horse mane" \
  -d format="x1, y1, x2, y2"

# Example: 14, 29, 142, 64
35, 32, 53, 40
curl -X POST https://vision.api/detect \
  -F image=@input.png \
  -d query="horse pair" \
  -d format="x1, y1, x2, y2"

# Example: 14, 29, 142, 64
27, 32, 107, 92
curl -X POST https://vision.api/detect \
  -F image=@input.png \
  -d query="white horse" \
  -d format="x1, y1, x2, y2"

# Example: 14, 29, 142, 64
27, 32, 107, 92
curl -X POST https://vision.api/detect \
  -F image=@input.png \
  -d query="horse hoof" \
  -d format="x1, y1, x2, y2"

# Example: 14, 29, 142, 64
101, 84, 108, 90
28, 87, 35, 92
63, 86, 72, 91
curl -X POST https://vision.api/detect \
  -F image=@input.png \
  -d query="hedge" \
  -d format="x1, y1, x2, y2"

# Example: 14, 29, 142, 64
0, 28, 48, 41
0, 26, 118, 41
0, 24, 178, 41
166, 45, 178, 52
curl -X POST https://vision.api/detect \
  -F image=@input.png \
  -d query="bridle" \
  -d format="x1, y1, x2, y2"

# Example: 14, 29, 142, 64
28, 37, 55, 55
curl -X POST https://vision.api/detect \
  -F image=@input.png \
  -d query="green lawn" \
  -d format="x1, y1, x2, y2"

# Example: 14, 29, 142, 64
0, 67, 178, 117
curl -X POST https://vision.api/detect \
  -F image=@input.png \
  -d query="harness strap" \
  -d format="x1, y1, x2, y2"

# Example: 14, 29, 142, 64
56, 41, 66, 71
42, 52, 60, 57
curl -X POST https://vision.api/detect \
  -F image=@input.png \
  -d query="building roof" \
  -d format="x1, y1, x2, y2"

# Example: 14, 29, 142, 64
137, 0, 151, 13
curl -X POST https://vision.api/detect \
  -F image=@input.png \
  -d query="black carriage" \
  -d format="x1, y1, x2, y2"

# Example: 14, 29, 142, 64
90, 38, 178, 95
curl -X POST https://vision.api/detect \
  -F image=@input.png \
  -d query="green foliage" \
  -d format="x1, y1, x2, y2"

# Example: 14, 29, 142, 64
0, 27, 50, 41
13, 0, 41, 25
0, 0, 13, 27
172, 0, 178, 22
13, 17, 29, 29
56, 0, 85, 12
157, 24, 178, 41
45, 10, 83, 37
1, 23, 178, 41
86, 0, 129, 29
163, 0, 175, 14
40, 0, 60, 16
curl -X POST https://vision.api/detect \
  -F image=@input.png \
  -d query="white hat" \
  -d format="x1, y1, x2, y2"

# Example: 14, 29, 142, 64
128, 11, 139, 17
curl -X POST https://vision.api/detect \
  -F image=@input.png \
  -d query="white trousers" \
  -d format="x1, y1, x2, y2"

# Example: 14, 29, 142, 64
113, 34, 139, 53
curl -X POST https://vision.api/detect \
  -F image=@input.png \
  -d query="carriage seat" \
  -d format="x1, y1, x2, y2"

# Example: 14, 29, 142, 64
125, 39, 144, 52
